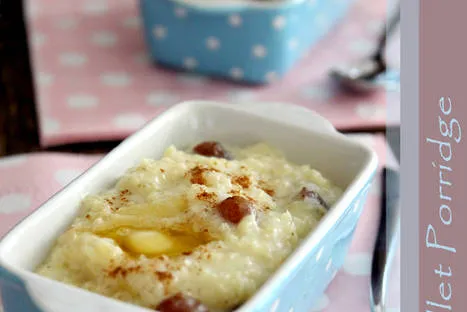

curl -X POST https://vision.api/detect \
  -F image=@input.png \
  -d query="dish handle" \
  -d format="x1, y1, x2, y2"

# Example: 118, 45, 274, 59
233, 102, 339, 135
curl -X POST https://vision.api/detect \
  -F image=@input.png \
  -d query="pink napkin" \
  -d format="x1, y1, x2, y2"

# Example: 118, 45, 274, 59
25, 0, 399, 147
0, 134, 400, 311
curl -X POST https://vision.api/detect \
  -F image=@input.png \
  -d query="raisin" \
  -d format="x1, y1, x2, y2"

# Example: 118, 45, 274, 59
217, 196, 253, 224
299, 187, 329, 209
155, 293, 209, 312
193, 141, 232, 159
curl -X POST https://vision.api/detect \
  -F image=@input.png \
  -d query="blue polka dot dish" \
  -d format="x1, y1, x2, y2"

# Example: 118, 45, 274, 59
139, 0, 356, 84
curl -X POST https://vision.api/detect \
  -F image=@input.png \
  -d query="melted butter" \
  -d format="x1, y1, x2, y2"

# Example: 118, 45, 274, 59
89, 194, 211, 257
115, 197, 188, 218
99, 227, 211, 257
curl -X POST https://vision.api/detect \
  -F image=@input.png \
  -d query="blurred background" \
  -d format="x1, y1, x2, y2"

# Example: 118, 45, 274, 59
0, 0, 399, 156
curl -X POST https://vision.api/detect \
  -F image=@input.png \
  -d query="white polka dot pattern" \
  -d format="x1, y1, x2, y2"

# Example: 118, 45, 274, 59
227, 90, 255, 102
288, 38, 299, 50
38, 72, 54, 86
59, 52, 87, 66
42, 118, 60, 135
176, 73, 209, 85
134, 52, 150, 64
183, 57, 198, 69
91, 31, 117, 47
174, 7, 187, 18
349, 39, 374, 54
100, 73, 132, 86
0, 155, 27, 168
343, 253, 372, 276
272, 15, 286, 30
54, 169, 82, 187
228, 14, 242, 27
0, 193, 32, 214
229, 68, 244, 80
301, 86, 332, 101
122, 16, 141, 28
310, 294, 330, 311
206, 37, 220, 50
355, 102, 386, 120
113, 114, 146, 129
153, 25, 167, 39
265, 71, 278, 83
67, 95, 99, 108
27, 0, 396, 173
32, 33, 46, 47
83, 1, 108, 15
56, 18, 78, 30
146, 92, 179, 106
252, 45, 267, 58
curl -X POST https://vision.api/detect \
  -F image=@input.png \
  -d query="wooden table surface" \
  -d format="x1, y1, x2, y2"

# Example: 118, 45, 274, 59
0, 1, 397, 158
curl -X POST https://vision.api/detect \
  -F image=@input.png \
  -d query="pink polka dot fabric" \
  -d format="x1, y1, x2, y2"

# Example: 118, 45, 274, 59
25, 0, 400, 147
0, 134, 400, 311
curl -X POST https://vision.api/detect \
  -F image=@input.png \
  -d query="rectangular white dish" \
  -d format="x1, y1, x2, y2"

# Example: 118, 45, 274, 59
0, 101, 377, 312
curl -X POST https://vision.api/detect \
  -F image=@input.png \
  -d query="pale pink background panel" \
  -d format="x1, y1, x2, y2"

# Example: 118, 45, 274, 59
25, 0, 397, 147
0, 134, 399, 311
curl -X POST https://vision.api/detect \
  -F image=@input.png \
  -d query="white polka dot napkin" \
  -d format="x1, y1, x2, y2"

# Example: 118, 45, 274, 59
0, 134, 400, 311
25, 0, 399, 147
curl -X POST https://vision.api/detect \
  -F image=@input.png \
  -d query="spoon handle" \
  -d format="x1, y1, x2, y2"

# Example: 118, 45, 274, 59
370, 167, 400, 311
374, 3, 400, 62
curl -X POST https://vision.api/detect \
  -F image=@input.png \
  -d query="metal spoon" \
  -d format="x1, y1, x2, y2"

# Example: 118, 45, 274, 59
330, 5, 400, 93
370, 167, 400, 312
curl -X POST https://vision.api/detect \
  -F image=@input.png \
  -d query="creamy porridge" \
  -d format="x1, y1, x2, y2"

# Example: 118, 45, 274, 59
36, 142, 342, 311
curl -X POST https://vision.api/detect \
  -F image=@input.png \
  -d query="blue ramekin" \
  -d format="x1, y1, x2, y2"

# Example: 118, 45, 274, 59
139, 0, 355, 84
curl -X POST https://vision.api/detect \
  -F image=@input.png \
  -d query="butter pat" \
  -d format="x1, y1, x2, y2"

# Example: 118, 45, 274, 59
123, 230, 176, 255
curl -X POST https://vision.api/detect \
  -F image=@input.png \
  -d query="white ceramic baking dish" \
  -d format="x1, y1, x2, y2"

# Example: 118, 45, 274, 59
0, 101, 377, 312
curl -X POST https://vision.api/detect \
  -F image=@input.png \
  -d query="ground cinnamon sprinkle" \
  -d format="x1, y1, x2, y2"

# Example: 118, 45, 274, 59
155, 271, 173, 282
196, 191, 216, 204
245, 195, 255, 202
187, 165, 220, 185
188, 166, 206, 185
258, 180, 275, 196
108, 265, 144, 279
231, 175, 251, 189
108, 266, 126, 278
228, 189, 241, 196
